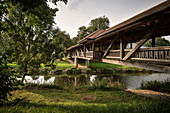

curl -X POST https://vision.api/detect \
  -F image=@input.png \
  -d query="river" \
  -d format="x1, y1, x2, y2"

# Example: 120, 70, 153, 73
20, 73, 170, 89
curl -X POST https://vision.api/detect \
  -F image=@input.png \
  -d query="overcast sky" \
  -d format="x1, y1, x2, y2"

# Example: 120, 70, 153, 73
49, 0, 169, 40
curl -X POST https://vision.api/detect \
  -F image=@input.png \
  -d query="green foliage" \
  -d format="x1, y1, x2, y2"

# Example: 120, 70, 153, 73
72, 15, 110, 45
72, 26, 89, 44
0, 55, 14, 102
144, 37, 170, 47
0, 0, 68, 82
140, 79, 170, 93
88, 15, 110, 34
24, 83, 64, 90
66, 68, 81, 75
81, 79, 126, 91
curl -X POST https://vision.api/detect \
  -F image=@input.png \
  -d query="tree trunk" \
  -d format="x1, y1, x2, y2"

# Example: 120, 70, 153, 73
21, 64, 28, 83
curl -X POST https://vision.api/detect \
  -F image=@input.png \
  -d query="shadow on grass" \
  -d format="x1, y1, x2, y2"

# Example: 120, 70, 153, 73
2, 99, 170, 113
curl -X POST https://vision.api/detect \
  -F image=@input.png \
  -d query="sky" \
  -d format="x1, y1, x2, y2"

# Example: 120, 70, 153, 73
49, 0, 169, 40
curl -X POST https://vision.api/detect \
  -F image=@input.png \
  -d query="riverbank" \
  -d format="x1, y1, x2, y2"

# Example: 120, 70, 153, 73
1, 88, 170, 113
66, 58, 153, 74
7, 59, 154, 76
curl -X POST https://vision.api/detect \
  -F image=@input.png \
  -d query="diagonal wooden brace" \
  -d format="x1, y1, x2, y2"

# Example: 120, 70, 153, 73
102, 37, 118, 58
123, 20, 161, 60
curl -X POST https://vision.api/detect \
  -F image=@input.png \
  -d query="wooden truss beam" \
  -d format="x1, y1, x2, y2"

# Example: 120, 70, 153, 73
102, 35, 119, 58
123, 20, 160, 60
84, 44, 86, 57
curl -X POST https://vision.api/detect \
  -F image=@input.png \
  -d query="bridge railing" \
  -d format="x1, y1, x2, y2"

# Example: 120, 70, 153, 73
86, 51, 93, 58
105, 46, 170, 61
106, 49, 131, 58
134, 46, 170, 60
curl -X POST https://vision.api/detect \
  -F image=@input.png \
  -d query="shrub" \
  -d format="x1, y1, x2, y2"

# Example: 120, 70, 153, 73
39, 67, 51, 75
66, 68, 81, 75
0, 56, 15, 102
86, 68, 92, 74
140, 79, 170, 93
80, 79, 126, 91
24, 83, 64, 90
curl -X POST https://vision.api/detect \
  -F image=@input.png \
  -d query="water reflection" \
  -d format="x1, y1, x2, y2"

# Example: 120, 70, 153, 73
21, 73, 170, 89
24, 76, 55, 85
117, 73, 170, 89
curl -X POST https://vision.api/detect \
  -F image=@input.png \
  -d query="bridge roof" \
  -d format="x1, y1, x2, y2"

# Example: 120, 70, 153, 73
77, 29, 105, 44
94, 0, 170, 44
67, 44, 81, 51
67, 29, 105, 50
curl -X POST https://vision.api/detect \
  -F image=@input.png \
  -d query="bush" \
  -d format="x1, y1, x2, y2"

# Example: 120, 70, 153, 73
80, 79, 126, 91
27, 68, 40, 75
66, 68, 81, 75
24, 83, 64, 90
140, 79, 170, 93
0, 56, 15, 102
86, 68, 92, 74
39, 67, 51, 75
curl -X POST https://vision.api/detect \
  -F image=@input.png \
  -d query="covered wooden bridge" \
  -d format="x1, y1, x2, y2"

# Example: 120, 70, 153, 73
67, 0, 170, 73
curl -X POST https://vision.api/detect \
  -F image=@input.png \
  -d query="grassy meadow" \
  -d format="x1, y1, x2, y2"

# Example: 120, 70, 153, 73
1, 88, 170, 113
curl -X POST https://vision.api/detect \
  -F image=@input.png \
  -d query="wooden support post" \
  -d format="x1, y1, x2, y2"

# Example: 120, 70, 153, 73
101, 41, 103, 57
123, 20, 160, 60
84, 44, 86, 57
152, 37, 155, 47
130, 43, 133, 49
120, 36, 124, 60
152, 37, 155, 59
92, 41, 95, 58
120, 33, 124, 60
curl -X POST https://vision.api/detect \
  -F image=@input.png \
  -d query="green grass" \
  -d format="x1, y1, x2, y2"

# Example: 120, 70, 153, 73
1, 89, 170, 113
89, 61, 139, 70
56, 61, 74, 70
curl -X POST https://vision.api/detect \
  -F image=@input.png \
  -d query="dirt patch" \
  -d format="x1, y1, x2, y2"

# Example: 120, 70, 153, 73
81, 95, 95, 101
126, 89, 170, 100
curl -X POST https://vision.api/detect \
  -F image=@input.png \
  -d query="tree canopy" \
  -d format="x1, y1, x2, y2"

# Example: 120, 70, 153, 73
88, 15, 110, 34
144, 37, 170, 47
0, 0, 68, 83
72, 15, 110, 45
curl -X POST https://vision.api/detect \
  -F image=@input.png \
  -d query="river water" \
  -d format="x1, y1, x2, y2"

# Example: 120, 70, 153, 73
21, 73, 170, 89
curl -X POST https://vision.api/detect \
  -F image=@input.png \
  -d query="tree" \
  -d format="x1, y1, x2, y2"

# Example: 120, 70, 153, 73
88, 15, 110, 34
72, 16, 110, 45
72, 26, 88, 45
0, 0, 67, 82
144, 37, 170, 47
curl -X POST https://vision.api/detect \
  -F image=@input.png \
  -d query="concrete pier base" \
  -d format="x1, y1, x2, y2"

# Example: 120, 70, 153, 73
86, 60, 89, 68
74, 57, 78, 68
